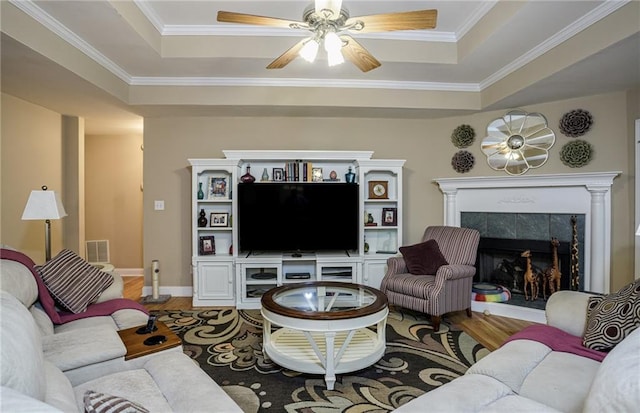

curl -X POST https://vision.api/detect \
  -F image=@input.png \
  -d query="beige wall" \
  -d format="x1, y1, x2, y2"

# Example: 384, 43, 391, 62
1, 94, 143, 268
144, 90, 636, 292
1, 90, 636, 290
1, 93, 64, 263
85, 134, 143, 268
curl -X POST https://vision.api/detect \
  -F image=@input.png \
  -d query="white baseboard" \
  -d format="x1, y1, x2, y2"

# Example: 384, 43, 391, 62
471, 301, 546, 324
142, 286, 193, 297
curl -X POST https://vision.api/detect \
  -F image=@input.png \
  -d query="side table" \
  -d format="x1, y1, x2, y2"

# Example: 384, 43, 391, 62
117, 321, 181, 360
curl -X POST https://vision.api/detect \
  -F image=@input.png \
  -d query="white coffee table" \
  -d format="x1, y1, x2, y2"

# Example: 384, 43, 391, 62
261, 281, 388, 390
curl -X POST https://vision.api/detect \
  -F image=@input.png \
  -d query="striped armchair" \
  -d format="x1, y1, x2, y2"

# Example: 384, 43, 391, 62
380, 226, 480, 331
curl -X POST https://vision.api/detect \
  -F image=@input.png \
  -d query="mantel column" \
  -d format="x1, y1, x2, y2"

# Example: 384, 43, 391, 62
442, 189, 458, 226
587, 186, 610, 293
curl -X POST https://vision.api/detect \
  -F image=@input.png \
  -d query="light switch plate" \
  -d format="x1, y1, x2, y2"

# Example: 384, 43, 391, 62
154, 200, 165, 210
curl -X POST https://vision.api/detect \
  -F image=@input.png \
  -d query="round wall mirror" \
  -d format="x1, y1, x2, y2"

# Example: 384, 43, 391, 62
481, 110, 555, 175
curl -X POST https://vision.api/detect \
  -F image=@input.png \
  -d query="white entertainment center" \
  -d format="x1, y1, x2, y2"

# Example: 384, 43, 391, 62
189, 150, 405, 308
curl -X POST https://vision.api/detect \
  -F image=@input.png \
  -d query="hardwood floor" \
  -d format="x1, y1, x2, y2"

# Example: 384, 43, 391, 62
124, 276, 536, 351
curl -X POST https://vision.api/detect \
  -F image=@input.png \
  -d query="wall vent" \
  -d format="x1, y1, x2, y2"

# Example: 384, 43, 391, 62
86, 240, 110, 263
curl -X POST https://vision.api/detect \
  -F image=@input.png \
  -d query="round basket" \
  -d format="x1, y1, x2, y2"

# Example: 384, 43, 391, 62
471, 283, 511, 302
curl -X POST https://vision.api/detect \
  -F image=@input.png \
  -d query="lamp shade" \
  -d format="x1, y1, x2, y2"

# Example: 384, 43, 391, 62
22, 189, 67, 220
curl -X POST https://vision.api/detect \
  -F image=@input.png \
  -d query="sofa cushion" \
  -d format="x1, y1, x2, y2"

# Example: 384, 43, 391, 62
143, 351, 243, 412
0, 386, 61, 413
393, 374, 515, 412
0, 259, 39, 307
399, 239, 448, 275
84, 390, 149, 413
584, 327, 640, 412
0, 291, 45, 401
518, 351, 600, 412
37, 249, 114, 314
43, 360, 77, 412
73, 369, 174, 412
43, 326, 126, 371
583, 278, 640, 351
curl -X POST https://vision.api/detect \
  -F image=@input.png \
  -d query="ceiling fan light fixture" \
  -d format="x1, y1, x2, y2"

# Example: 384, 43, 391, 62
315, 0, 343, 19
327, 48, 344, 67
300, 39, 320, 62
323, 31, 342, 53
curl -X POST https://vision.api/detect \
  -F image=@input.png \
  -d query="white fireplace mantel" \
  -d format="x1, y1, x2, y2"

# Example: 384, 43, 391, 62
434, 172, 621, 322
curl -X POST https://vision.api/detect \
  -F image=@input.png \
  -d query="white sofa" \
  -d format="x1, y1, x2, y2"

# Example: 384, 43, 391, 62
0, 249, 243, 412
395, 290, 640, 412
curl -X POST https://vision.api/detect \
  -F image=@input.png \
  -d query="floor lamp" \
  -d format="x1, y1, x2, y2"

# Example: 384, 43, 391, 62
22, 185, 67, 261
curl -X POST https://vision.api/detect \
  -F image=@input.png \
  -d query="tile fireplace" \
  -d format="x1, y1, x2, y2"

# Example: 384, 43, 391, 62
435, 172, 620, 322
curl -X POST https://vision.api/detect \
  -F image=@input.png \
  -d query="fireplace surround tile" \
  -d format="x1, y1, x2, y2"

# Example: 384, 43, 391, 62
463, 212, 585, 243
517, 213, 549, 240
486, 213, 516, 238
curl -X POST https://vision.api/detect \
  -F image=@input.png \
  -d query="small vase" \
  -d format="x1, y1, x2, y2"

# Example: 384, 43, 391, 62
241, 165, 255, 183
345, 166, 356, 183
364, 237, 370, 253
197, 182, 204, 199
197, 209, 207, 227
261, 168, 269, 181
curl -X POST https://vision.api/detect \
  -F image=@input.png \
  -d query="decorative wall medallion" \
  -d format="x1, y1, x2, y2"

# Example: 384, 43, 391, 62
451, 124, 476, 148
451, 150, 475, 173
560, 139, 593, 167
559, 109, 593, 137
481, 110, 555, 176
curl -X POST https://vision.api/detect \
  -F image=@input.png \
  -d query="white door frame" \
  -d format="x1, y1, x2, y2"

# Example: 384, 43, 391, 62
635, 119, 640, 279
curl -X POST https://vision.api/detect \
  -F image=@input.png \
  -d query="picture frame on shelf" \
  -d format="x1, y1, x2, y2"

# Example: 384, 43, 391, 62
312, 168, 323, 182
210, 212, 229, 227
368, 181, 388, 199
382, 207, 397, 226
376, 231, 397, 254
198, 235, 215, 255
272, 168, 284, 182
207, 176, 228, 199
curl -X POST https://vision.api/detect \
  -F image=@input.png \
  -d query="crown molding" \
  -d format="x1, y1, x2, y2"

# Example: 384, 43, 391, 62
129, 76, 480, 92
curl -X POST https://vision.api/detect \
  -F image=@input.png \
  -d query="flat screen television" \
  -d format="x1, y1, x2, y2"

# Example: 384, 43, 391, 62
237, 182, 359, 254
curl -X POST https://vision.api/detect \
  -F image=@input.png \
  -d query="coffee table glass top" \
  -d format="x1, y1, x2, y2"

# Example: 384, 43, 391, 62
261, 281, 387, 320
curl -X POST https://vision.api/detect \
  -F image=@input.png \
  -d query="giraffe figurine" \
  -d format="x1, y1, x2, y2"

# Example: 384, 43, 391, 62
570, 216, 580, 291
543, 238, 562, 297
521, 250, 539, 301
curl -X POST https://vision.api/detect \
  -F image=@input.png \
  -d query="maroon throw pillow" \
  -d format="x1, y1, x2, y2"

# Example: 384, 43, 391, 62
399, 239, 449, 275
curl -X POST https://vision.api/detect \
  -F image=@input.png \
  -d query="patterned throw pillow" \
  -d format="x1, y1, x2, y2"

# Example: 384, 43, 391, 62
399, 239, 449, 275
36, 249, 114, 314
84, 390, 149, 413
582, 279, 640, 351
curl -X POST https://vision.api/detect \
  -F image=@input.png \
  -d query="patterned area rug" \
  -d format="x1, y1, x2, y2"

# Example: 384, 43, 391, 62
155, 309, 488, 412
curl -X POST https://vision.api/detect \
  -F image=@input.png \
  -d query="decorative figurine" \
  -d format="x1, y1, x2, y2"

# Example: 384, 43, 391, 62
241, 164, 255, 183
197, 182, 204, 199
198, 209, 207, 227
345, 166, 356, 183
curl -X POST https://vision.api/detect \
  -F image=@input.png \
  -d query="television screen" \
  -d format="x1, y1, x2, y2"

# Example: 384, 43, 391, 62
238, 183, 359, 253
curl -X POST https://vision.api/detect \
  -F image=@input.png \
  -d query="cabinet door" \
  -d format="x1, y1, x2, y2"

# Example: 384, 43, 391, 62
317, 262, 359, 283
196, 262, 234, 301
363, 259, 388, 289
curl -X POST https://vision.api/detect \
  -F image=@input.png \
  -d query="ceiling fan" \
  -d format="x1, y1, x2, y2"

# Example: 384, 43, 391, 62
217, 0, 437, 72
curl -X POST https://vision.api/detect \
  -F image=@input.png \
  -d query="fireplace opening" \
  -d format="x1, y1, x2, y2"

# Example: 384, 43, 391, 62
474, 237, 581, 310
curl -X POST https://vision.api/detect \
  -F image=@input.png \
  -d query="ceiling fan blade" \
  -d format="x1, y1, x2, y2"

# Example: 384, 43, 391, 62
266, 39, 307, 69
346, 9, 437, 33
217, 11, 301, 29
340, 35, 381, 72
